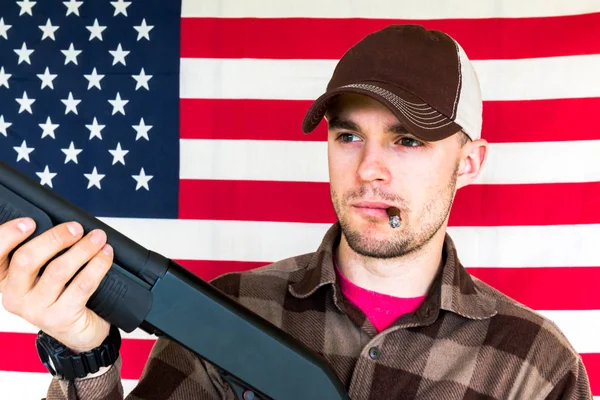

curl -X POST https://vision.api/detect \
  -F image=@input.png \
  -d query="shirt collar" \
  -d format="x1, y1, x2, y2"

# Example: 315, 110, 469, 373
288, 222, 497, 321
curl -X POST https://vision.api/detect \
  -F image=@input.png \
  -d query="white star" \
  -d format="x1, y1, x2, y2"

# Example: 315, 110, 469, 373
85, 117, 105, 140
132, 168, 153, 191
108, 92, 128, 115
61, 141, 82, 164
108, 143, 128, 165
133, 18, 153, 41
109, 43, 129, 66
36, 166, 57, 188
61, 92, 81, 115
132, 68, 152, 90
61, 43, 81, 65
84, 167, 105, 190
16, 91, 35, 114
39, 19, 59, 41
63, 0, 83, 16
14, 140, 34, 162
86, 18, 106, 41
17, 0, 36, 16
111, 0, 131, 16
37, 67, 57, 90
0, 115, 12, 137
0, 18, 12, 40
0, 67, 11, 88
84, 67, 104, 90
39, 116, 59, 139
14, 42, 34, 65
132, 118, 152, 140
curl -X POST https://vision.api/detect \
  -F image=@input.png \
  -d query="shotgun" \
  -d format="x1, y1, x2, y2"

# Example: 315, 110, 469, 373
0, 160, 349, 400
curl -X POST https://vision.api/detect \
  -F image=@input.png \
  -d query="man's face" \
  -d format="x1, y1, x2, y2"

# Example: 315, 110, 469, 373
327, 93, 471, 259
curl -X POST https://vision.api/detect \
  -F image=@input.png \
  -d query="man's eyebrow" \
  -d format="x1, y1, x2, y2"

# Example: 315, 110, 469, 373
387, 123, 411, 135
328, 117, 411, 136
327, 117, 362, 133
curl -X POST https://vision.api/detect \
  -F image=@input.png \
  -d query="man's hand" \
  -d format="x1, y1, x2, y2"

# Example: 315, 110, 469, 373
0, 218, 113, 353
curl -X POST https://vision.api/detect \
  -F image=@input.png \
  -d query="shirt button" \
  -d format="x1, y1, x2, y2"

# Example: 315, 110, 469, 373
368, 346, 380, 360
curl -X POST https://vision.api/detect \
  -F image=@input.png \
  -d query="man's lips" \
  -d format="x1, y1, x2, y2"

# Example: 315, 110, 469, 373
351, 202, 396, 218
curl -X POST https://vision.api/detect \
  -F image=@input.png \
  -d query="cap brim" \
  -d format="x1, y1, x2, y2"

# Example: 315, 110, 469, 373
301, 82, 462, 142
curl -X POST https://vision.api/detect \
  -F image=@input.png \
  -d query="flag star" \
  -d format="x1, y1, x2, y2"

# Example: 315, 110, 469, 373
14, 140, 34, 162
86, 18, 106, 41
132, 68, 152, 90
37, 67, 57, 90
61, 43, 82, 65
108, 92, 128, 115
132, 168, 153, 191
63, 0, 83, 16
0, 67, 11, 88
0, 115, 12, 136
86, 117, 105, 140
132, 118, 152, 140
84, 67, 104, 90
0, 18, 12, 39
14, 42, 34, 65
109, 43, 129, 66
17, 0, 36, 16
61, 92, 81, 114
109, 142, 128, 165
39, 19, 59, 41
111, 0, 131, 16
84, 167, 105, 189
39, 116, 59, 138
134, 18, 153, 41
36, 166, 57, 188
16, 91, 35, 114
61, 141, 82, 164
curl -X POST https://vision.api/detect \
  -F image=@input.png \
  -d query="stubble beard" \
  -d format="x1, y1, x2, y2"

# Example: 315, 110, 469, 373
331, 166, 459, 259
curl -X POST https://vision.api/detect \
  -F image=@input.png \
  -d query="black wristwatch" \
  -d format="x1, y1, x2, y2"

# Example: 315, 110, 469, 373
36, 324, 121, 381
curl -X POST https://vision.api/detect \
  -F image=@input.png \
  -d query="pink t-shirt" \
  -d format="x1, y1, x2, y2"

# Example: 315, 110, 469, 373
333, 255, 426, 332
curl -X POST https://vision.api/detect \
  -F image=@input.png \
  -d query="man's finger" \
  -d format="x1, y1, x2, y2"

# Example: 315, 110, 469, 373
32, 229, 108, 308
4, 222, 84, 300
56, 244, 113, 311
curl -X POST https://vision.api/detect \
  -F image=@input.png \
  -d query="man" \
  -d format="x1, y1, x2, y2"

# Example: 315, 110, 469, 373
0, 24, 592, 399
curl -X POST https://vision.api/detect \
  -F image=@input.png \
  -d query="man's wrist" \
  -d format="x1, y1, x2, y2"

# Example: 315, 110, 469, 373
74, 364, 113, 381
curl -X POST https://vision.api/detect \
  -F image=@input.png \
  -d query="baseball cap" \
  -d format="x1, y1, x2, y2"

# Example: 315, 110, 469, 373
301, 24, 483, 142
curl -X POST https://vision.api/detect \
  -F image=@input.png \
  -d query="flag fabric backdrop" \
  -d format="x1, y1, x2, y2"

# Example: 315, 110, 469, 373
0, 0, 599, 398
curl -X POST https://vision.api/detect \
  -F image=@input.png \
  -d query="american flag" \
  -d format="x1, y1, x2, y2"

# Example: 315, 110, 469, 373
0, 0, 599, 398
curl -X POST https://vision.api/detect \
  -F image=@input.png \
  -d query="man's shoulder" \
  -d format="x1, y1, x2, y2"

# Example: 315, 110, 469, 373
208, 252, 314, 299
470, 275, 582, 372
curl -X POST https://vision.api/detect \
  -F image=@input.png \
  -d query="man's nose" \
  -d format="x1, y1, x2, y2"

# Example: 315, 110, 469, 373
356, 143, 391, 183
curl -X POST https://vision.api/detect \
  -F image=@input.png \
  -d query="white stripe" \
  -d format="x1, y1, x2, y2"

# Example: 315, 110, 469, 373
180, 139, 600, 185
89, 218, 600, 268
180, 55, 600, 101
0, 371, 139, 400
1, 306, 598, 354
181, 0, 600, 19
539, 310, 600, 354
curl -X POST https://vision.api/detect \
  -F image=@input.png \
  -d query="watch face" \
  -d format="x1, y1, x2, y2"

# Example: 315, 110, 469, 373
36, 337, 58, 376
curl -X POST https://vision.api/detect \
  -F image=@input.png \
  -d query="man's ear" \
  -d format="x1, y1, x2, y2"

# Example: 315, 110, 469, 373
455, 138, 489, 190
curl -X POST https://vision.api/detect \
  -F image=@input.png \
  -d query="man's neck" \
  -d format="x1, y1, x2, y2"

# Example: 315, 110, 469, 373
335, 229, 446, 298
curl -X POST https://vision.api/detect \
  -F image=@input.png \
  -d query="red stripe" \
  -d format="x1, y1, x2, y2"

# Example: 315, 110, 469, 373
180, 14, 600, 60
180, 98, 600, 143
1, 332, 599, 395
178, 180, 600, 227
176, 259, 600, 311
582, 353, 600, 396
0, 332, 155, 380
467, 267, 600, 310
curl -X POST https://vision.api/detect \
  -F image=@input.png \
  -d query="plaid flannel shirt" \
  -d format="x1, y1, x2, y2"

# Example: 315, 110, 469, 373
45, 222, 592, 399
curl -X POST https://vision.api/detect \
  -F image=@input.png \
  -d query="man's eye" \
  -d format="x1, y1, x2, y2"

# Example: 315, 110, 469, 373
339, 133, 360, 142
399, 137, 423, 147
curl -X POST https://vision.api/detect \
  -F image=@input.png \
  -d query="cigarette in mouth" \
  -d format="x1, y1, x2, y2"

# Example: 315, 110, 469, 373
386, 207, 401, 229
